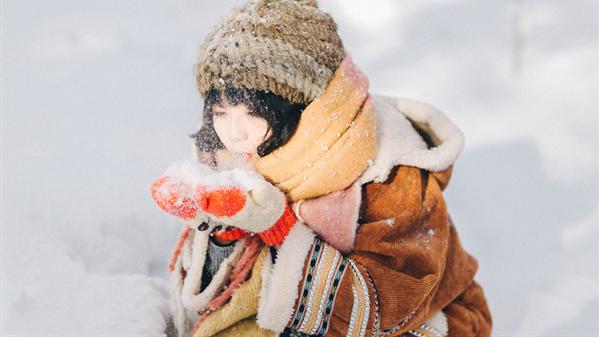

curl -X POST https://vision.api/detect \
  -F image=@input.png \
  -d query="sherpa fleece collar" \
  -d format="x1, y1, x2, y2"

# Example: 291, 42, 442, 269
360, 95, 465, 185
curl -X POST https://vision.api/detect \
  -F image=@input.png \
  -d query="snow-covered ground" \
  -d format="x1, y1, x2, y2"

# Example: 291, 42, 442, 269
1, 0, 597, 335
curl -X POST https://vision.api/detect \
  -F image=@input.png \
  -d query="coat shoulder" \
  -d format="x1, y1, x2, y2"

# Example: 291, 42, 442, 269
360, 95, 465, 186
359, 164, 452, 225
356, 163, 481, 329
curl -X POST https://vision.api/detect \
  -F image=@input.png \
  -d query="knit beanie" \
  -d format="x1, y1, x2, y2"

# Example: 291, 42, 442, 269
194, 0, 345, 105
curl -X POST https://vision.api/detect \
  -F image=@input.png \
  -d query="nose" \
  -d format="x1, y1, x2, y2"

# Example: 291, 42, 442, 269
228, 113, 247, 142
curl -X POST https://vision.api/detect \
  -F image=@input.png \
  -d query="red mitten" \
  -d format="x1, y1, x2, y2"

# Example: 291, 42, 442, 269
150, 176, 198, 220
194, 182, 297, 246
195, 186, 247, 217
194, 186, 249, 241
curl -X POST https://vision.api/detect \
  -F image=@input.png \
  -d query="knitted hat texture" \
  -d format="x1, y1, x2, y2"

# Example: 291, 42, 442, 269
194, 0, 345, 105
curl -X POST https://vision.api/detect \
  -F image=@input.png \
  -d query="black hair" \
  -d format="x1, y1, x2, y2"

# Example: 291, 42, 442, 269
190, 85, 306, 164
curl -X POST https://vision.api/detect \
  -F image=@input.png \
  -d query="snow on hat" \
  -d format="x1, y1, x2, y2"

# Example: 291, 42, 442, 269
194, 0, 346, 105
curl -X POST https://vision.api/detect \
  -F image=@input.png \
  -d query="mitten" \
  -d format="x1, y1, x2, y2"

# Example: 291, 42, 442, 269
150, 161, 296, 245
151, 174, 248, 241
195, 169, 297, 246
150, 175, 199, 220
150, 160, 218, 222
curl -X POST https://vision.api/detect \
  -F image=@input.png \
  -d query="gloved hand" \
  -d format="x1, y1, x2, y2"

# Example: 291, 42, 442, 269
150, 174, 246, 240
150, 160, 297, 246
194, 168, 297, 246
150, 175, 200, 221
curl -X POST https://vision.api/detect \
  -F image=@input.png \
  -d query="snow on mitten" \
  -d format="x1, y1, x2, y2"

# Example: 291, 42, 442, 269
150, 160, 217, 224
151, 176, 199, 220
195, 169, 297, 246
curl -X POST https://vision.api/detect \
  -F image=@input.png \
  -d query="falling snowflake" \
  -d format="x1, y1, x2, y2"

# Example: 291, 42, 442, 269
415, 228, 433, 249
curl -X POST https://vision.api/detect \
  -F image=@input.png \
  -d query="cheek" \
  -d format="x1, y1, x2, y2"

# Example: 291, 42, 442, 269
247, 118, 269, 141
212, 118, 227, 141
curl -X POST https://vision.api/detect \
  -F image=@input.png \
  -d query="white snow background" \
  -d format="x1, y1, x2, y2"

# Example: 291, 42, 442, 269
1, 0, 597, 335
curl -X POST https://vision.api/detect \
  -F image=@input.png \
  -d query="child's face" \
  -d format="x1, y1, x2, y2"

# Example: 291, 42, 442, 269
212, 102, 272, 161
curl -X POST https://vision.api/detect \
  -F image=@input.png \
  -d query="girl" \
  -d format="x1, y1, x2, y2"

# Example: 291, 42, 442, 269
152, 1, 493, 336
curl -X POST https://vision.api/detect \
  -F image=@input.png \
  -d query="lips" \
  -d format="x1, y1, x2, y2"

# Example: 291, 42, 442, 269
231, 152, 253, 160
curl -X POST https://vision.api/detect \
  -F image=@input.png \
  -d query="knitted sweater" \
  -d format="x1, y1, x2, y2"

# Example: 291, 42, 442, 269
200, 238, 237, 292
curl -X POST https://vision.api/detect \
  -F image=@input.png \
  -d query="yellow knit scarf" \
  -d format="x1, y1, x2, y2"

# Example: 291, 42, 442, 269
255, 54, 377, 201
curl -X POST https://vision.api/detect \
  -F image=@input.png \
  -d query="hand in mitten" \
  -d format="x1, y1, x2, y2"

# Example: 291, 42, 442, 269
195, 169, 297, 246
150, 161, 295, 245
150, 160, 219, 220
151, 175, 247, 241
150, 175, 200, 221
150, 161, 248, 241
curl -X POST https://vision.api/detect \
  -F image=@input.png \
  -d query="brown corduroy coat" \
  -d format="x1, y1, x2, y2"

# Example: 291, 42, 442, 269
316, 163, 493, 337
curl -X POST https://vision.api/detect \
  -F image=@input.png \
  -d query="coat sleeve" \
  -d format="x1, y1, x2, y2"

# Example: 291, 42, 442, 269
284, 165, 454, 337
443, 280, 493, 337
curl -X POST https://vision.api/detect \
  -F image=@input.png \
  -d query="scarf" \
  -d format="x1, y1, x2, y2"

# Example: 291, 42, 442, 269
255, 53, 377, 202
